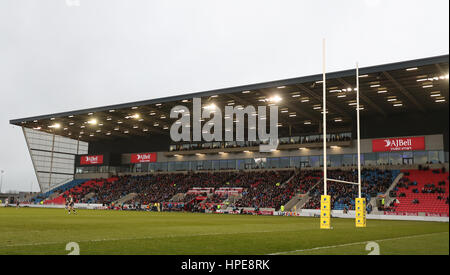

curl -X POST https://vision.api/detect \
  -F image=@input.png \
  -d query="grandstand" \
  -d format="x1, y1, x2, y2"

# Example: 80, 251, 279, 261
390, 168, 449, 215
9, 55, 449, 218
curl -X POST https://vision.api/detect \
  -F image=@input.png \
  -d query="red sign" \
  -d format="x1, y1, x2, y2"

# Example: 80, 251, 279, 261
80, 155, 104, 165
196, 196, 207, 201
372, 137, 425, 152
131, 152, 157, 163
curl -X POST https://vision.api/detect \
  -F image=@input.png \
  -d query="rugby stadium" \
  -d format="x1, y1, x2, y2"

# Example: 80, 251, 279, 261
2, 54, 449, 255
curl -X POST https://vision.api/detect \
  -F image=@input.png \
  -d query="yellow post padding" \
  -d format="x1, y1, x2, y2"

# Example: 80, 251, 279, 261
355, 198, 366, 228
320, 195, 331, 229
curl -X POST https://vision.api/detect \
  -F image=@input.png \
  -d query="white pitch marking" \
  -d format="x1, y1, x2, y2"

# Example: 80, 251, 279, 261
3, 229, 284, 248
268, 232, 448, 255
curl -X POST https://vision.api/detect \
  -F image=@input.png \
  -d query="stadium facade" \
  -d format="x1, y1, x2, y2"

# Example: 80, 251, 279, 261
10, 55, 449, 193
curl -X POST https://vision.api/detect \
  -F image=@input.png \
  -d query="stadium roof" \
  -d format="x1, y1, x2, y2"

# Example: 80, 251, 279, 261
10, 54, 449, 142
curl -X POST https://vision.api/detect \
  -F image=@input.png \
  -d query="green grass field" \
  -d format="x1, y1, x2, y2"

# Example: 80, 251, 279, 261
0, 207, 448, 255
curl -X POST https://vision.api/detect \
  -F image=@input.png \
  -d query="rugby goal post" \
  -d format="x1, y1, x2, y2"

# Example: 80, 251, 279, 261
320, 39, 366, 229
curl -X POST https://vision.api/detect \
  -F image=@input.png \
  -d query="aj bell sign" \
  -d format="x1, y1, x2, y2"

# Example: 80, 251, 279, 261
80, 155, 104, 165
372, 137, 425, 152
130, 153, 157, 163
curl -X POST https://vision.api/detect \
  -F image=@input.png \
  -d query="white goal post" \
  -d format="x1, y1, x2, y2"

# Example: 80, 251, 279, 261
321, 39, 366, 229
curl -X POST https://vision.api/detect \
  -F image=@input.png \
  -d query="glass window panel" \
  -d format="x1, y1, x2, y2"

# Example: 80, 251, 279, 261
364, 153, 377, 166
310, 156, 320, 167
237, 159, 245, 170
227, 159, 236, 170
389, 152, 403, 165
428, 151, 442, 164
377, 153, 389, 165
342, 154, 354, 166
280, 157, 290, 168
329, 155, 342, 167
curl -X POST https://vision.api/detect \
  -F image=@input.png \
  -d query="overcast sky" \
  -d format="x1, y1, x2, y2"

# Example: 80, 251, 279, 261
0, 0, 448, 192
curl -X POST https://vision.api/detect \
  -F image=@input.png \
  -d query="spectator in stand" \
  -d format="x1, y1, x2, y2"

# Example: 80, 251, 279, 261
305, 169, 397, 210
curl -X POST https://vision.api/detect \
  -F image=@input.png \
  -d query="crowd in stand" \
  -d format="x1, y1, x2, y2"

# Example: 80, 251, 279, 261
305, 169, 396, 210
204, 193, 227, 204
288, 170, 322, 194
127, 172, 239, 205
65, 179, 108, 203
65, 170, 297, 210
59, 167, 404, 213
229, 171, 291, 209
175, 193, 201, 203
89, 175, 153, 204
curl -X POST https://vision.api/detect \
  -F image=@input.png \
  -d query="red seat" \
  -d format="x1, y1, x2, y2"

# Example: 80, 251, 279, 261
393, 169, 449, 215
43, 178, 118, 205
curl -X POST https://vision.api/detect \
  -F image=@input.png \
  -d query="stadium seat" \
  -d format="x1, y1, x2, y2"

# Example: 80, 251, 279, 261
393, 169, 449, 216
